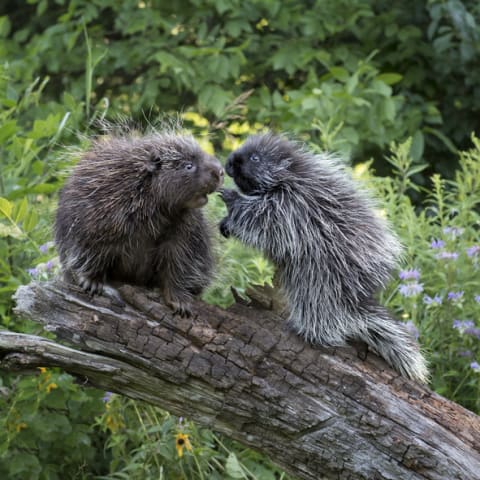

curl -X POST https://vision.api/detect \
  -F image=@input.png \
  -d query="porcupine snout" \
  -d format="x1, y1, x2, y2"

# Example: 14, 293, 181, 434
203, 156, 224, 192
226, 151, 241, 177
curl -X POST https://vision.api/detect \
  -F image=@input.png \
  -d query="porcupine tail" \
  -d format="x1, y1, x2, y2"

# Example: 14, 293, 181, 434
356, 303, 429, 384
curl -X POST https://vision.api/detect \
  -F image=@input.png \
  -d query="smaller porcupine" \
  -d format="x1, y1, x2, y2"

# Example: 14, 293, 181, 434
219, 133, 428, 383
55, 127, 224, 316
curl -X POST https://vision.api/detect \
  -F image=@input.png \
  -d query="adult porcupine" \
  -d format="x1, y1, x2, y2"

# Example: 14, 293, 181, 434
219, 132, 428, 383
55, 126, 224, 316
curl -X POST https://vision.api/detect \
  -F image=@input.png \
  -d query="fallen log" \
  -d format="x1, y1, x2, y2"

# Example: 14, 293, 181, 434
0, 280, 478, 480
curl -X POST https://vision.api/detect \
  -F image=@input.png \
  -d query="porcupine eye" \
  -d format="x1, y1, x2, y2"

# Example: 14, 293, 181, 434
184, 162, 196, 172
249, 153, 260, 163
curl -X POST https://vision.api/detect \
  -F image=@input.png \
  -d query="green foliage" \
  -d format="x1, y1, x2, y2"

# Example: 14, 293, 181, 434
4, 0, 480, 172
0, 368, 108, 480
373, 138, 480, 412
95, 396, 290, 480
0, 67, 67, 329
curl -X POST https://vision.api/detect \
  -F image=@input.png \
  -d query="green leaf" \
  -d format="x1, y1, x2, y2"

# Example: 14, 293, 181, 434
345, 73, 359, 94
376, 73, 403, 85
225, 452, 245, 479
0, 197, 13, 218
0, 120, 17, 143
410, 131, 425, 162
23, 210, 38, 233
0, 223, 23, 238
272, 90, 285, 107
224, 19, 250, 37
215, 0, 231, 14
29, 113, 62, 140
370, 80, 392, 97
352, 97, 371, 107
406, 163, 428, 177
329, 66, 349, 82
301, 97, 319, 111
15, 197, 29, 223
271, 48, 294, 72
151, 51, 189, 73
8, 452, 41, 477
341, 127, 359, 146
37, 0, 48, 15
424, 127, 459, 154
198, 85, 231, 116
381, 97, 396, 122
0, 15, 12, 37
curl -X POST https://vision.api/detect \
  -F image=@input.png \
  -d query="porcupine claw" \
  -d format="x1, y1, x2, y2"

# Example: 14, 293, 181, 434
219, 188, 240, 207
78, 274, 104, 296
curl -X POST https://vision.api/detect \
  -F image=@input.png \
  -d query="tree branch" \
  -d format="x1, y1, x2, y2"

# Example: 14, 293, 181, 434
1, 281, 479, 480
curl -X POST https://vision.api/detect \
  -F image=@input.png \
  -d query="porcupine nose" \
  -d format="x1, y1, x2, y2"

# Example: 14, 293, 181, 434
211, 165, 224, 188
226, 152, 239, 177
204, 157, 224, 189
215, 166, 225, 182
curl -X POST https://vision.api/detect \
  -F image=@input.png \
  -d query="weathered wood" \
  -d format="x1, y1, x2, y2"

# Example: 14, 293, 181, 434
1, 280, 479, 480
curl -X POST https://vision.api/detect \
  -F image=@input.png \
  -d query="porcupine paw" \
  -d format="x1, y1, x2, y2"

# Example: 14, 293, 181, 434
166, 299, 192, 318
219, 188, 240, 208
78, 274, 104, 295
219, 217, 231, 238
163, 288, 192, 318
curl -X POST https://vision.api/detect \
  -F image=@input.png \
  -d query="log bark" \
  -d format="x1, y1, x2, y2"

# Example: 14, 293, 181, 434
1, 280, 479, 480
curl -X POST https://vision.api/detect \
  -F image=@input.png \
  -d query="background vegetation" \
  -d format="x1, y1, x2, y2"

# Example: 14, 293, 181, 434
0, 0, 479, 478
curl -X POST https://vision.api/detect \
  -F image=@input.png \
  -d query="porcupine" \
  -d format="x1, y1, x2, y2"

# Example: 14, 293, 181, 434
55, 125, 224, 316
219, 132, 428, 383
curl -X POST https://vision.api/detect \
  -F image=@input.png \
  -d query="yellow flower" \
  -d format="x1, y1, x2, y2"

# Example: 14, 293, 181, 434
46, 383, 58, 393
175, 433, 192, 458
182, 112, 209, 128
105, 413, 125, 433
256, 18, 269, 30
15, 422, 27, 432
37, 368, 52, 389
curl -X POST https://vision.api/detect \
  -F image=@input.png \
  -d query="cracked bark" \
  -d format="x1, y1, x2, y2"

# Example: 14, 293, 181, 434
1, 280, 479, 480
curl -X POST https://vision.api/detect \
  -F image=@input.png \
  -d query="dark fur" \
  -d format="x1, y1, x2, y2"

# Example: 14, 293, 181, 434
55, 128, 223, 316
220, 133, 428, 383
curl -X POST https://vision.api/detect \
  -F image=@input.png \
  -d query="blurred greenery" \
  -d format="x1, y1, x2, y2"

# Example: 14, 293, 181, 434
0, 0, 479, 478
3, 0, 480, 173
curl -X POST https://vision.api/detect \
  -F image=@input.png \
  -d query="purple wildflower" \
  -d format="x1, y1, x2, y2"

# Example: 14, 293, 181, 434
404, 320, 419, 340
430, 239, 445, 249
27, 267, 38, 277
102, 392, 113, 403
465, 327, 480, 340
453, 319, 475, 331
470, 361, 480, 372
39, 243, 49, 253
46, 260, 53, 271
467, 245, 480, 257
447, 291, 464, 302
398, 282, 424, 297
443, 226, 464, 237
435, 251, 459, 260
423, 294, 442, 305
475, 295, 480, 304
399, 269, 420, 281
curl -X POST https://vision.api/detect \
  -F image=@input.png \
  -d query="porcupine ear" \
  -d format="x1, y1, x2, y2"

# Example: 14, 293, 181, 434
145, 153, 163, 173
